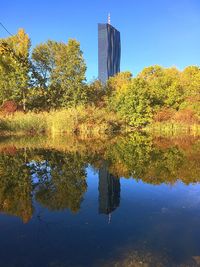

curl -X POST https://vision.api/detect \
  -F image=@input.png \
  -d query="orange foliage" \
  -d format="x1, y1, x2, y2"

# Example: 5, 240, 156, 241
172, 109, 199, 124
153, 108, 175, 122
0, 100, 18, 114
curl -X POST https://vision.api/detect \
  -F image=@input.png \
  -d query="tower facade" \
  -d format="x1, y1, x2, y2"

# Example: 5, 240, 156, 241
98, 23, 121, 83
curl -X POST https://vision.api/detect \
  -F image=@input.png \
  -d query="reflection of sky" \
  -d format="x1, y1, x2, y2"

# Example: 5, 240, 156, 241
122, 179, 200, 209
27, 160, 51, 184
86, 165, 200, 215
0, 166, 200, 266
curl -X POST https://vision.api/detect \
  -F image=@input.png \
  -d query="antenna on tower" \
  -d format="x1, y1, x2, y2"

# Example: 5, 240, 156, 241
108, 13, 111, 25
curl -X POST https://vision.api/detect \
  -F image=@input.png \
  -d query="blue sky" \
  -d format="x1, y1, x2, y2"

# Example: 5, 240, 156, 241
1, 0, 200, 81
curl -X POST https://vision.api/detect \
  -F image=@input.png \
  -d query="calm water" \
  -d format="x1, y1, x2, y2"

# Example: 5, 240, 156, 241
0, 133, 200, 267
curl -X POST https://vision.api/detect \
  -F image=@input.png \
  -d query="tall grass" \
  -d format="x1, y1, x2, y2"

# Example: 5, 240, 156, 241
0, 106, 123, 136
0, 112, 47, 134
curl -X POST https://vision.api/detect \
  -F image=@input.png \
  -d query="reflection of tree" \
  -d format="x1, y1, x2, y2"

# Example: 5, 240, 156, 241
0, 134, 199, 223
106, 133, 200, 184
0, 148, 87, 222
107, 133, 153, 178
0, 151, 33, 223
34, 151, 87, 213
143, 147, 184, 184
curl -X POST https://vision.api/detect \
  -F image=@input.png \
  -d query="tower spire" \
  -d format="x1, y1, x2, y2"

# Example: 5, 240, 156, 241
108, 13, 111, 25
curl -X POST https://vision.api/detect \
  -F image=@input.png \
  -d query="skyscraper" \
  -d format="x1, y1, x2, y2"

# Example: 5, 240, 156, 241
98, 18, 121, 83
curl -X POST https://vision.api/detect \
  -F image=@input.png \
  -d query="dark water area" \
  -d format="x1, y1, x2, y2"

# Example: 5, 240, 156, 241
0, 133, 200, 267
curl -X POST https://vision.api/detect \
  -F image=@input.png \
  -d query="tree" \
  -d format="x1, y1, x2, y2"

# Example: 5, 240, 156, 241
110, 78, 152, 127
180, 66, 200, 116
107, 71, 132, 94
31, 39, 87, 109
52, 39, 87, 108
0, 29, 31, 110
30, 40, 56, 110
31, 41, 55, 89
138, 65, 184, 109
181, 66, 200, 97
86, 79, 106, 106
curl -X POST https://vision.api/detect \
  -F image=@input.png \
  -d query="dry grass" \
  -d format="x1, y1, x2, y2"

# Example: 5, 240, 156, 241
0, 106, 123, 136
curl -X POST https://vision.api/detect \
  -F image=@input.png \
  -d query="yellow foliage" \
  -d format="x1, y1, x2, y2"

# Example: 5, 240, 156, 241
107, 71, 132, 94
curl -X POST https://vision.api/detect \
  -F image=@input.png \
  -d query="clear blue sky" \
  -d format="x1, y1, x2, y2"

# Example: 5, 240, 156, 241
1, 0, 200, 81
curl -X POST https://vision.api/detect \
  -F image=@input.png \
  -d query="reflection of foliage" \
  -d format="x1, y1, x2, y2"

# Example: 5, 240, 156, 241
0, 150, 33, 223
0, 148, 87, 221
143, 147, 184, 184
34, 151, 87, 213
0, 134, 199, 223
106, 133, 200, 184
106, 133, 153, 178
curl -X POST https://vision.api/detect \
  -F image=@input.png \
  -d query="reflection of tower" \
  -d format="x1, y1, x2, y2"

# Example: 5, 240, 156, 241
98, 161, 120, 217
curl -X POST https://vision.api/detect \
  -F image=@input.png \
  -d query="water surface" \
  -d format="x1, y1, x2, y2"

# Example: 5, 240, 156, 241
0, 133, 200, 267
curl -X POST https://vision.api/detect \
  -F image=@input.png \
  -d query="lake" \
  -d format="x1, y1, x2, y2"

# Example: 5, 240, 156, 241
0, 133, 200, 267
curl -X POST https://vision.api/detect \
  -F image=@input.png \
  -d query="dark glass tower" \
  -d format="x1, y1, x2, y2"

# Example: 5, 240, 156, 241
98, 23, 121, 83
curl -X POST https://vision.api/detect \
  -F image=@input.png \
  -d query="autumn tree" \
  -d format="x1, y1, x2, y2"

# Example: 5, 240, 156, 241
86, 79, 106, 106
107, 71, 132, 94
180, 66, 200, 116
0, 29, 31, 110
138, 65, 184, 109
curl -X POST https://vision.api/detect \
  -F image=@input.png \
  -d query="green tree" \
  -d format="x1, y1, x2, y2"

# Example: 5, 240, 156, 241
31, 39, 87, 109
110, 78, 152, 127
30, 40, 56, 110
